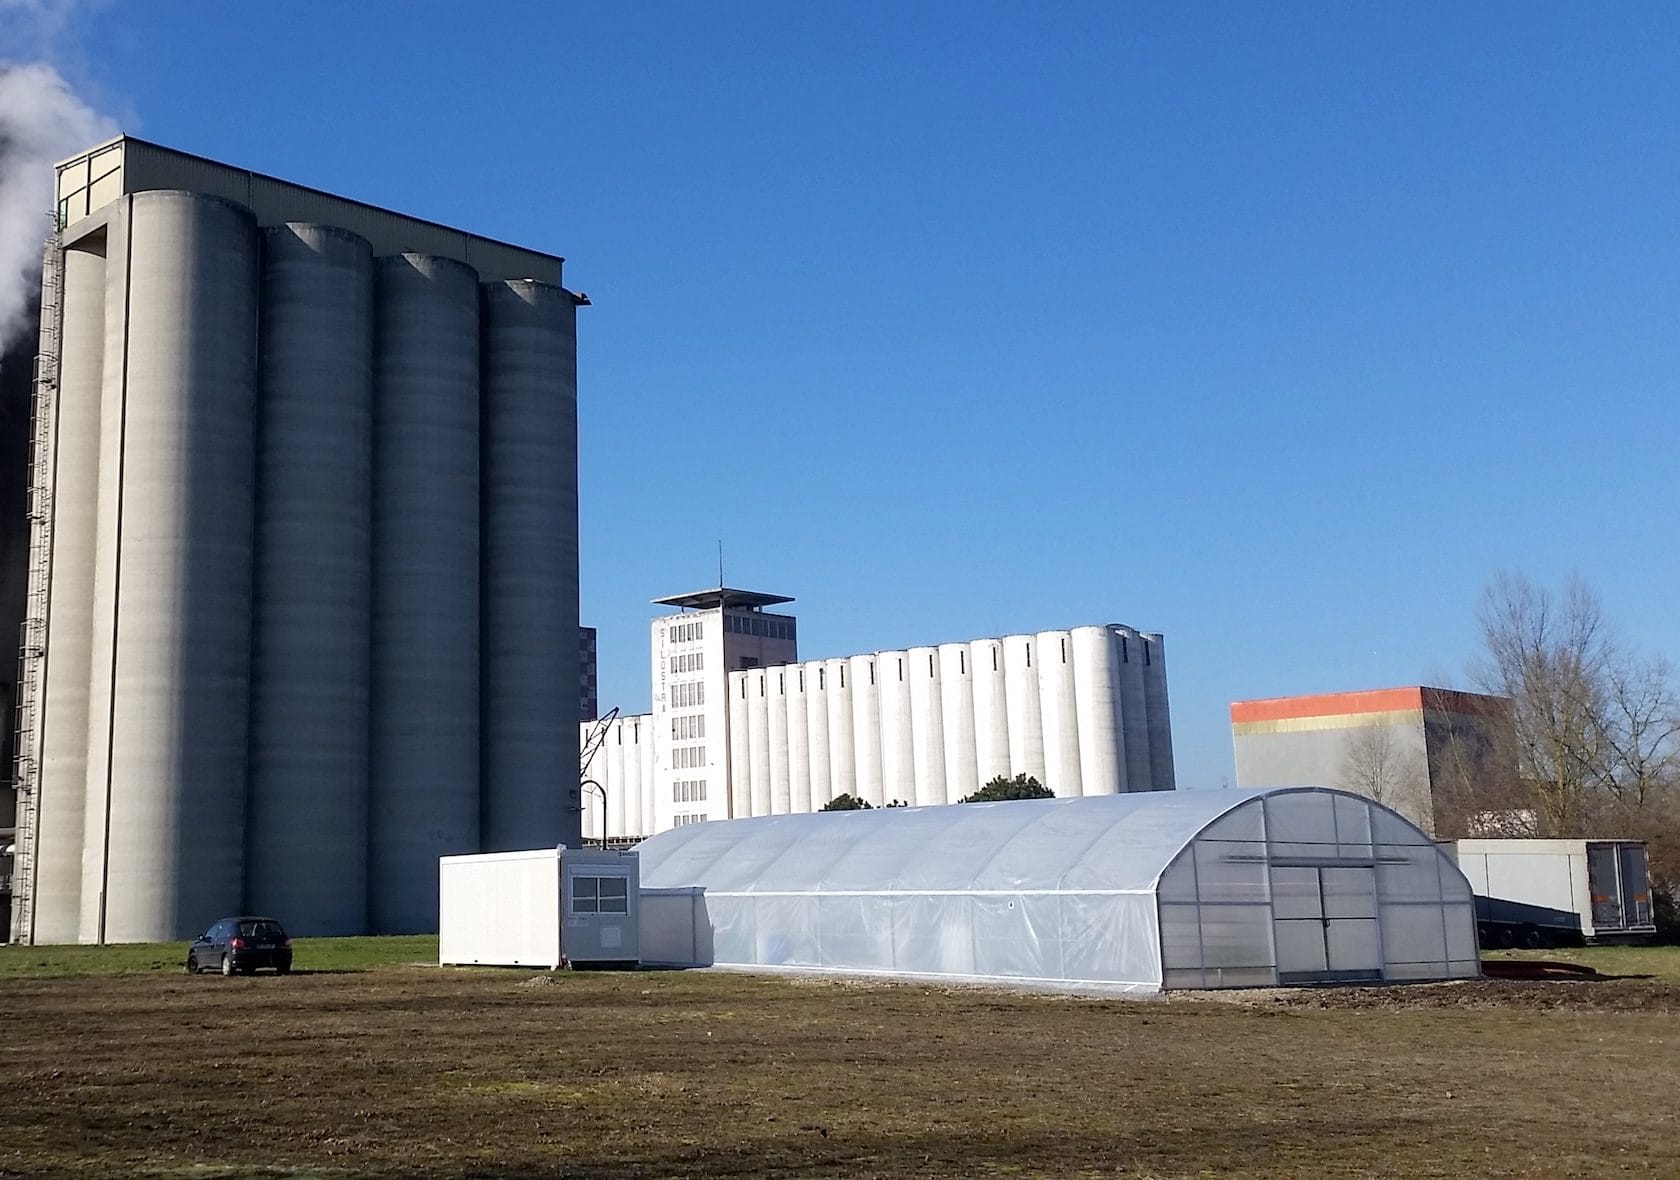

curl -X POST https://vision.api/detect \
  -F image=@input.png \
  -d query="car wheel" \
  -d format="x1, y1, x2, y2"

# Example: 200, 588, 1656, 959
186, 954, 198, 974
221, 954, 234, 977
276, 962, 291, 976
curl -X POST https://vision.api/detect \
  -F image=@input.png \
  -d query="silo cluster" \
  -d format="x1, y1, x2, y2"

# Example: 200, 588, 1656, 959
26, 189, 580, 943
724, 625, 1174, 811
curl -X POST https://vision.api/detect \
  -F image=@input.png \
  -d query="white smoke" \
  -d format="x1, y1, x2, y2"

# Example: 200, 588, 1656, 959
0, 60, 118, 349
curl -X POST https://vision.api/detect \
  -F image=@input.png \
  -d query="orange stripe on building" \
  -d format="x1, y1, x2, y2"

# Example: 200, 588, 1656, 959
1230, 687, 1425, 725
1230, 686, 1506, 725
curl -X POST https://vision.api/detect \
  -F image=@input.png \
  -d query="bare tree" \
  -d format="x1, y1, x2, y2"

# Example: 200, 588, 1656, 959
1340, 724, 1424, 811
1595, 654, 1680, 811
1472, 571, 1613, 835
1469, 571, 1680, 920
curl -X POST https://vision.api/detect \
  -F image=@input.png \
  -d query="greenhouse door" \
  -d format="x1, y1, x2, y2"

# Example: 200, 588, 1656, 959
1271, 865, 1382, 984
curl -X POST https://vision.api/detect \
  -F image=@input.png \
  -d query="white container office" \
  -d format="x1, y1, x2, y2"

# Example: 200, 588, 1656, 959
438, 848, 639, 969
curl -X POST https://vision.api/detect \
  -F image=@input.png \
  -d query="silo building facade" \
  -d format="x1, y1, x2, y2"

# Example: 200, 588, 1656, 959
579, 588, 1176, 844
9, 137, 584, 943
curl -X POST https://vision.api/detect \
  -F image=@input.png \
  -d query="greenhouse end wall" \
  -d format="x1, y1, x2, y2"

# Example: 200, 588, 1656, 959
1155, 790, 1481, 989
634, 787, 1481, 993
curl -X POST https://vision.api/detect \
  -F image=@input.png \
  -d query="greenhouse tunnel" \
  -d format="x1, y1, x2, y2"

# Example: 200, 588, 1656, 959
635, 786, 1482, 992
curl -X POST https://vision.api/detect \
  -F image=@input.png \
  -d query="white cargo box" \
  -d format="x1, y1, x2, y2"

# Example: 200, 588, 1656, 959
1447, 838, 1655, 940
439, 847, 640, 968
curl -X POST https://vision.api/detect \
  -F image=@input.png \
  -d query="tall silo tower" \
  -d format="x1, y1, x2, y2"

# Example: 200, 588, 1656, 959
9, 137, 585, 943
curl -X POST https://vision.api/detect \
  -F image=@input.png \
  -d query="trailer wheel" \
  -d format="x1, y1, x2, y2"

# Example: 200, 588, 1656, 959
1521, 926, 1545, 949
1495, 926, 1517, 949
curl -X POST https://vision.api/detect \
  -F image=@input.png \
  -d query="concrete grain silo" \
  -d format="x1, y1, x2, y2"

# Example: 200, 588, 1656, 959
879, 653, 913, 807
767, 669, 791, 813
1142, 633, 1176, 791
1035, 631, 1082, 797
368, 253, 481, 935
969, 639, 1010, 785
1002, 635, 1045, 785
727, 672, 751, 819
9, 137, 583, 943
245, 223, 374, 936
823, 658, 854, 806
848, 654, 882, 807
26, 243, 106, 944
80, 191, 260, 944
747, 670, 771, 815
1070, 626, 1123, 796
804, 660, 832, 808
1113, 625, 1151, 793
906, 646, 945, 806
936, 643, 975, 803
636, 717, 654, 832
785, 664, 811, 814
479, 280, 580, 853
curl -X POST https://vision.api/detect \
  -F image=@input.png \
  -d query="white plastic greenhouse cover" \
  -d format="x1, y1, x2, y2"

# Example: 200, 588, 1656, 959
636, 787, 1481, 993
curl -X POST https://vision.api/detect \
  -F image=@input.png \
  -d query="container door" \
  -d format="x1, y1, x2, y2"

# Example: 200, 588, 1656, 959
1619, 845, 1653, 928
1271, 865, 1382, 984
1586, 844, 1624, 931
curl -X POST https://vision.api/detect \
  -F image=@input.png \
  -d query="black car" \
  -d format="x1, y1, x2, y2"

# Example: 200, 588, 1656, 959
187, 917, 293, 976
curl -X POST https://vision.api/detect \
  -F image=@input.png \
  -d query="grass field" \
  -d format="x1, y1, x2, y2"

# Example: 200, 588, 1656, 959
1, 946, 1677, 1177
1484, 943, 1680, 983
0, 935, 438, 979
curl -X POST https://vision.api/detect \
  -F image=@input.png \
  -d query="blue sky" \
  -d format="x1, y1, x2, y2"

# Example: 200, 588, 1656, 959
12, 2, 1679, 790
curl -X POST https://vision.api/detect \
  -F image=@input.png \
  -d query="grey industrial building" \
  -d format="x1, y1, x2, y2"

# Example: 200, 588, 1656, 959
5, 136, 584, 943
1229, 686, 1510, 836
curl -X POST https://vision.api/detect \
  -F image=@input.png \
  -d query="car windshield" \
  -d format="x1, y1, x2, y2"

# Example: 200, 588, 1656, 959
239, 921, 285, 939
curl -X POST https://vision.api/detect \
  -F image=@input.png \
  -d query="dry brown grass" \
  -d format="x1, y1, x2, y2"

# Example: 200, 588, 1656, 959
1, 966, 1677, 1177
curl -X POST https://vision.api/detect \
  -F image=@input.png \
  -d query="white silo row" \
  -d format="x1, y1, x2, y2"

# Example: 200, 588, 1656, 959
728, 671, 751, 819
768, 669, 791, 813
29, 244, 105, 944
1112, 625, 1151, 791
1142, 633, 1176, 790
786, 665, 811, 813
368, 252, 481, 934
879, 652, 914, 807
907, 647, 946, 806
849, 654, 883, 806
1001, 635, 1046, 787
969, 640, 1011, 785
1035, 631, 1082, 797
1070, 626, 1122, 796
748, 671, 771, 816
80, 192, 260, 942
479, 279, 579, 852
245, 224, 374, 935
939, 643, 978, 802
825, 658, 855, 802
805, 662, 832, 806
78, 200, 137, 940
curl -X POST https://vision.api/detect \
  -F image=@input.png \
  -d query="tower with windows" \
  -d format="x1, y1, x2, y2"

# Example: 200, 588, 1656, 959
647, 588, 798, 832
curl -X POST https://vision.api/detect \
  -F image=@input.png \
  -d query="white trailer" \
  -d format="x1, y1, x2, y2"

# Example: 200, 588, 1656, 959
438, 847, 640, 968
1446, 839, 1655, 947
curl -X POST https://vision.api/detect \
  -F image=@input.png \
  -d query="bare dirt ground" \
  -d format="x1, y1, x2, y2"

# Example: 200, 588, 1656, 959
1, 966, 1677, 1178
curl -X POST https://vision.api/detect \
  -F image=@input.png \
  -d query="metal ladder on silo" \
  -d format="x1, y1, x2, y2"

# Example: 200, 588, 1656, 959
9, 228, 64, 945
